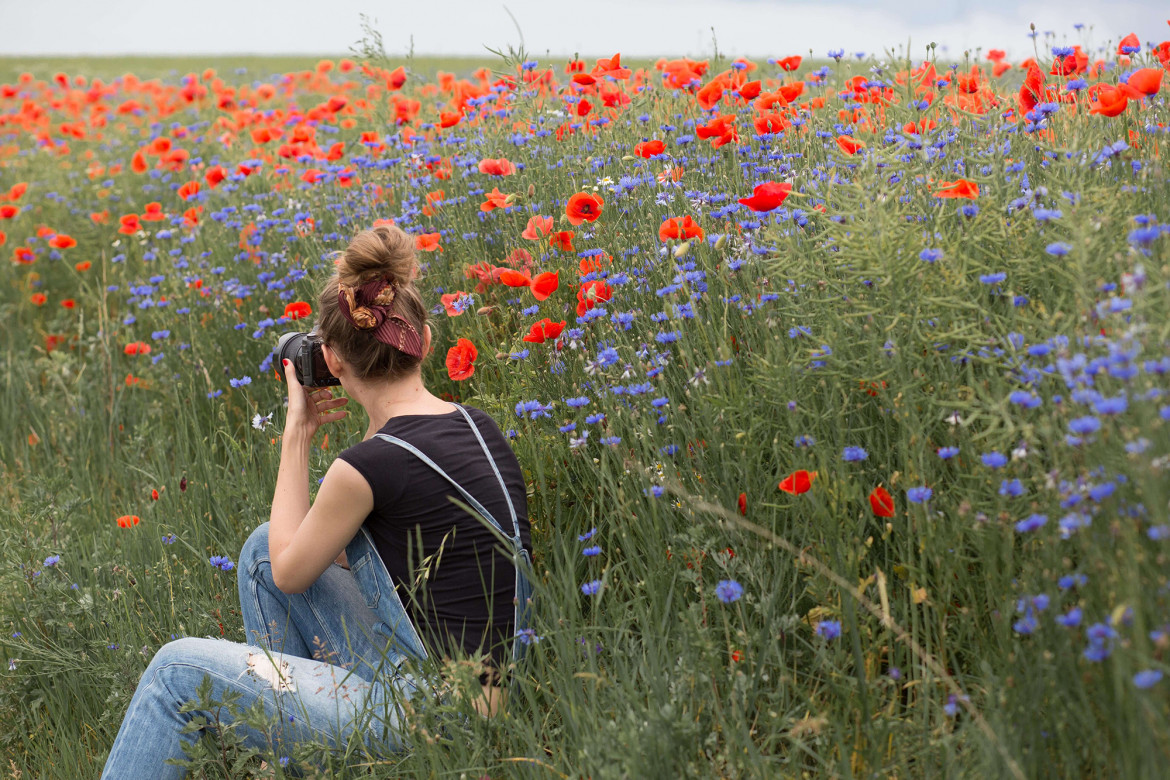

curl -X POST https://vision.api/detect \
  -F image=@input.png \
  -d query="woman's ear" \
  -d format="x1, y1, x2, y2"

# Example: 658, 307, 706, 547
423, 323, 433, 356
321, 342, 344, 378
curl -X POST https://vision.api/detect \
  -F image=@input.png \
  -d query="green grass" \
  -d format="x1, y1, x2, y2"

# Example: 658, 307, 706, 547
1, 43, 1169, 778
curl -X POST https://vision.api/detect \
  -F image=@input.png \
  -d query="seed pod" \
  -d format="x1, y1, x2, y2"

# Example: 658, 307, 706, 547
673, 241, 691, 259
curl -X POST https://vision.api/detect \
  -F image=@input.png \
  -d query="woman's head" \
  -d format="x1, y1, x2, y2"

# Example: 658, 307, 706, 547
317, 224, 428, 382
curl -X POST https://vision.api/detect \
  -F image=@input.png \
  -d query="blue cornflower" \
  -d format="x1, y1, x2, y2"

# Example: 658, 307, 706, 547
794, 434, 815, 448
1093, 395, 1127, 415
1056, 607, 1083, 628
585, 413, 605, 424
1068, 416, 1101, 435
208, 555, 235, 572
906, 486, 933, 503
979, 272, 1007, 285
515, 628, 543, 645
714, 580, 744, 604
981, 451, 1008, 468
582, 545, 602, 557
919, 248, 943, 263
649, 485, 665, 497
558, 423, 577, 433
228, 376, 252, 388
564, 396, 590, 408
999, 479, 1025, 498
1058, 573, 1087, 589
1045, 242, 1071, 256
600, 436, 622, 445
577, 527, 597, 542
1134, 670, 1163, 690
161, 533, 176, 545
1083, 623, 1116, 662
937, 446, 960, 459
959, 204, 979, 218
651, 397, 670, 408
1015, 514, 1048, 533
44, 555, 60, 567
515, 399, 553, 419
596, 347, 620, 367
842, 446, 868, 462
815, 620, 842, 640
580, 579, 602, 596
1008, 390, 1041, 408
944, 694, 969, 717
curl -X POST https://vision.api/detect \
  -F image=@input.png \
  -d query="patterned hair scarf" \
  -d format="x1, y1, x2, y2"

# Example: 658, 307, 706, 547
337, 277, 424, 359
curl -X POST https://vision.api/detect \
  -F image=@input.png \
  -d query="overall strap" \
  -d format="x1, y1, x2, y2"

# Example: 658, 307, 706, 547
450, 404, 521, 545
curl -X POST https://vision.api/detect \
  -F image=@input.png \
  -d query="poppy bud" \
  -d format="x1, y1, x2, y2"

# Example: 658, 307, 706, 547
495, 352, 508, 360
527, 183, 535, 197
673, 241, 691, 259
714, 234, 728, 251
476, 306, 495, 316
621, 155, 636, 161
180, 477, 187, 492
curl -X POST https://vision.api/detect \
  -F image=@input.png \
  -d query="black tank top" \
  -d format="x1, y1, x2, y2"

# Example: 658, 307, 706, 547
337, 405, 530, 670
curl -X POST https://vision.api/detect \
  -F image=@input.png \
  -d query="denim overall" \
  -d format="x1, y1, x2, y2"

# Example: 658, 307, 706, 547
343, 404, 535, 673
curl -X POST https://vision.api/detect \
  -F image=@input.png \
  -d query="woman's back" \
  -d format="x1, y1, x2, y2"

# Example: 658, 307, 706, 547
338, 404, 531, 670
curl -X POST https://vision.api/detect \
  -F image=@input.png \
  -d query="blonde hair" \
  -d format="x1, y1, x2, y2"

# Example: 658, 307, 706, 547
316, 224, 428, 381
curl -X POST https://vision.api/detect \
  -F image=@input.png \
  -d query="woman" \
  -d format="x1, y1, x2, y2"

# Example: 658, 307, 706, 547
102, 224, 532, 777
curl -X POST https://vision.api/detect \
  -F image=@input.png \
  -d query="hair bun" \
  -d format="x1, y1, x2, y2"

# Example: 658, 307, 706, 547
337, 224, 417, 289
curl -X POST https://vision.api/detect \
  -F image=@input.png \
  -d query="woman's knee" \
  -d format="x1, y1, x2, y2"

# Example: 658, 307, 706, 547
239, 522, 271, 572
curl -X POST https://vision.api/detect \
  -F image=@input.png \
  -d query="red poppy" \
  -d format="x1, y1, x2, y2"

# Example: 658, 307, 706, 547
634, 139, 665, 158
118, 214, 142, 235
1088, 84, 1128, 117
1117, 32, 1140, 55
499, 269, 533, 288
116, 514, 141, 528
522, 215, 553, 240
1122, 68, 1163, 98
178, 181, 201, 201
836, 135, 865, 155
548, 231, 575, 252
658, 215, 704, 242
30, 292, 46, 306
89, 211, 109, 224
60, 299, 76, 309
696, 114, 738, 147
777, 55, 802, 71
13, 246, 34, 264
753, 111, 789, 135
480, 187, 512, 213
445, 337, 477, 381
438, 292, 466, 316
205, 166, 227, 187
283, 301, 312, 320
477, 157, 515, 176
1019, 64, 1044, 114
0, 205, 18, 219
778, 470, 816, 495
522, 318, 566, 344
151, 489, 160, 501
730, 650, 744, 662
49, 234, 76, 249
124, 342, 152, 356
75, 261, 92, 272
141, 202, 166, 222
415, 233, 442, 252
565, 192, 604, 226
737, 492, 747, 516
934, 179, 980, 199
0, 230, 5, 247
531, 271, 559, 301
737, 182, 792, 212
131, 149, 148, 174
5, 182, 27, 201
869, 486, 895, 518
575, 279, 613, 317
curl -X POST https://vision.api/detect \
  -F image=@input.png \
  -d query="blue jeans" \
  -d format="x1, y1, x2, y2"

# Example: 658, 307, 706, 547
101, 523, 428, 778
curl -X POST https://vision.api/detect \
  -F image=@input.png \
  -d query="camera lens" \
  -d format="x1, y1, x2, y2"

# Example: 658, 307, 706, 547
275, 332, 307, 382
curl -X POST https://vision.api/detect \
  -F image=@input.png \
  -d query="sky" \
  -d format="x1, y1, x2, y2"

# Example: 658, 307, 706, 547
0, 0, 1167, 62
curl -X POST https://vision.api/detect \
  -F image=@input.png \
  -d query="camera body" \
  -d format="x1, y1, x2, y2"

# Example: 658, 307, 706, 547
276, 330, 340, 387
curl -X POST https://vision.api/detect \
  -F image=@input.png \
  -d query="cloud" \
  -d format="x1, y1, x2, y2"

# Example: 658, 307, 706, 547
0, 0, 1165, 60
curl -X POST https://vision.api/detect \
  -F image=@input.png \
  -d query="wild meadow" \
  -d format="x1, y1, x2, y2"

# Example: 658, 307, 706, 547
1, 19, 1169, 779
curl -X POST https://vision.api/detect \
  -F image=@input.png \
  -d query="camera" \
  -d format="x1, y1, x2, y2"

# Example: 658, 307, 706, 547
276, 330, 340, 387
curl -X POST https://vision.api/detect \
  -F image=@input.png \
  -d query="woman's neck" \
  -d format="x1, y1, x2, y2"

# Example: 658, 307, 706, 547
347, 373, 453, 439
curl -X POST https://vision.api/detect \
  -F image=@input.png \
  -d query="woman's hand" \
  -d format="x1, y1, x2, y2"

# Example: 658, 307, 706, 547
282, 359, 348, 440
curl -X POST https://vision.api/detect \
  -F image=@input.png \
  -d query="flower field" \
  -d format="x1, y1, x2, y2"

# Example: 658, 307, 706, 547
2, 20, 1170, 777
